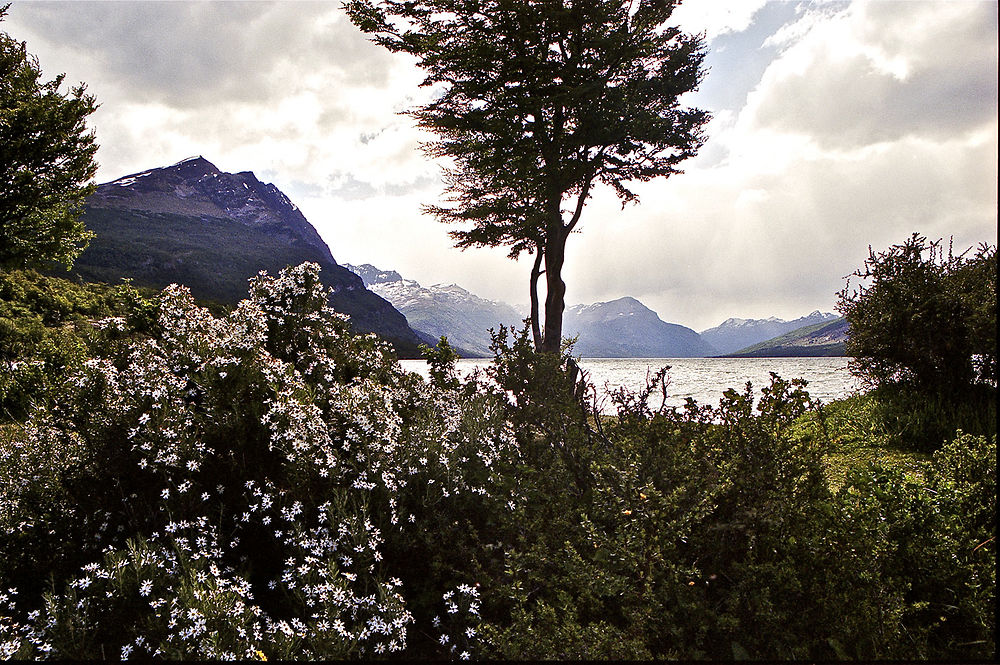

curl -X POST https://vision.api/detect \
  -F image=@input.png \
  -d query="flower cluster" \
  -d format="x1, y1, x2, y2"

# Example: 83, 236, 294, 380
433, 583, 483, 659
0, 263, 512, 659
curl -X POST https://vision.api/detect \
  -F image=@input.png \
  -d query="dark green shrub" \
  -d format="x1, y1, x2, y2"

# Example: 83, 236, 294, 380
838, 234, 996, 396
835, 432, 996, 659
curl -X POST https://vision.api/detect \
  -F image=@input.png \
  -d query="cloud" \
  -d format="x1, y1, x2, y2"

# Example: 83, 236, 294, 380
4, 1, 431, 183
563, 126, 996, 330
749, 1, 998, 148
557, 1, 998, 330
7, 1, 393, 108
670, 0, 771, 39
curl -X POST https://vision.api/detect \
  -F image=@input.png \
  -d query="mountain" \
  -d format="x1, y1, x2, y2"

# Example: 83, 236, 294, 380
345, 263, 404, 286
700, 310, 839, 356
563, 297, 716, 358
73, 156, 424, 356
345, 264, 522, 357
724, 317, 849, 357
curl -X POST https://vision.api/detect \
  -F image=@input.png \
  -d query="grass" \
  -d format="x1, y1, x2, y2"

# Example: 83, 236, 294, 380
795, 392, 938, 492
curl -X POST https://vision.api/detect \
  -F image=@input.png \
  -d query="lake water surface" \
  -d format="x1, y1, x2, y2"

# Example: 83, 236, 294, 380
399, 357, 861, 411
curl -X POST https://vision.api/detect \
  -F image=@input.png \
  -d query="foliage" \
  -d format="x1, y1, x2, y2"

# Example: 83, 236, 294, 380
835, 432, 996, 659
838, 233, 997, 395
0, 5, 98, 270
0, 262, 519, 658
0, 268, 158, 421
345, 0, 709, 351
0, 262, 994, 660
836, 234, 997, 450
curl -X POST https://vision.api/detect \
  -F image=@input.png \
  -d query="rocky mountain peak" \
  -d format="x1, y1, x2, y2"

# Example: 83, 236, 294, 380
91, 157, 339, 269
343, 264, 404, 286
76, 158, 425, 355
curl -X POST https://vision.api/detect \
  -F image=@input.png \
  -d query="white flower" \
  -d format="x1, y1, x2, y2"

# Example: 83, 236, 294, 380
139, 579, 153, 596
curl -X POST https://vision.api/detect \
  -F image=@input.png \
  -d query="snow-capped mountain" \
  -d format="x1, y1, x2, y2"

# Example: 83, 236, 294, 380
348, 264, 720, 358
699, 310, 839, 356
343, 263, 403, 286
345, 264, 523, 357
564, 297, 716, 358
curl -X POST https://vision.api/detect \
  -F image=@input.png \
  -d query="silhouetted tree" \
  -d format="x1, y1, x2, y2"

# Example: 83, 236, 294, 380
346, 0, 709, 352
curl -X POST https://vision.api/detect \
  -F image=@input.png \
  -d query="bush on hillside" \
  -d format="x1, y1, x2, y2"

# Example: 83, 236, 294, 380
0, 269, 158, 421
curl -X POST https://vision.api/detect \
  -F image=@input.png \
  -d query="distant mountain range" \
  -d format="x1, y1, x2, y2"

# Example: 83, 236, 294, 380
346, 263, 844, 358
699, 311, 841, 356
73, 156, 424, 356
564, 297, 715, 358
723, 317, 848, 357
345, 263, 523, 357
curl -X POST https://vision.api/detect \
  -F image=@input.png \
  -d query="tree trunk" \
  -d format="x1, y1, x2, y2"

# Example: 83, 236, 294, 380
540, 225, 567, 354
529, 246, 544, 350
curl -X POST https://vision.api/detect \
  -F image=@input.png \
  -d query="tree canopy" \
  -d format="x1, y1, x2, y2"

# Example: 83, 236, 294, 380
345, 0, 709, 352
0, 4, 98, 270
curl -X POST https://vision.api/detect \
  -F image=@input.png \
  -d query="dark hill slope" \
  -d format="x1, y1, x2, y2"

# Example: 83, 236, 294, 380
73, 157, 423, 356
700, 311, 839, 356
724, 317, 849, 357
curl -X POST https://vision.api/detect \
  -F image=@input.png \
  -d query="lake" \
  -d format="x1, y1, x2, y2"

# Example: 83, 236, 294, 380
399, 356, 861, 411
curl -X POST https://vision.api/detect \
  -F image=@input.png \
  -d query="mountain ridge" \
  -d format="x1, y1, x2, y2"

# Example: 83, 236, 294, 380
564, 297, 717, 358
73, 157, 424, 356
723, 317, 849, 357
346, 263, 523, 357
349, 264, 721, 358
700, 310, 839, 355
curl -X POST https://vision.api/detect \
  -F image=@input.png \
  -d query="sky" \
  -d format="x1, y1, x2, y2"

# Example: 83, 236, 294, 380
4, 0, 997, 331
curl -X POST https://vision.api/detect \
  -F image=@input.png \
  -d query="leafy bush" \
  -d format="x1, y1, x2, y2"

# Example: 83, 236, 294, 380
0, 262, 993, 660
837, 234, 996, 451
838, 234, 996, 395
0, 263, 512, 658
0, 269, 158, 421
836, 431, 996, 659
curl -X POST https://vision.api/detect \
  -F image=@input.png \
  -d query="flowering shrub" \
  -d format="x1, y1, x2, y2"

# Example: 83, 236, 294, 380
0, 262, 993, 660
0, 263, 513, 659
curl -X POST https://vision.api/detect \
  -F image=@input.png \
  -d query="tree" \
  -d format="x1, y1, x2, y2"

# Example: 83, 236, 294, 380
0, 4, 98, 270
345, 0, 709, 352
837, 233, 997, 395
